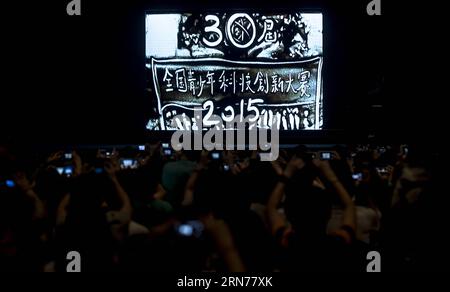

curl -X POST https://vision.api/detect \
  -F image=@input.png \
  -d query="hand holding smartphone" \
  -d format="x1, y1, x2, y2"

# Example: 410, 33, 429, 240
320, 152, 332, 160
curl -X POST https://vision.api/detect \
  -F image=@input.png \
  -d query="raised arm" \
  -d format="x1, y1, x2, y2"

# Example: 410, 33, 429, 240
313, 159, 356, 232
105, 159, 133, 219
182, 151, 208, 207
14, 172, 46, 221
266, 156, 305, 235
72, 150, 83, 177
181, 169, 201, 207
56, 193, 71, 226
201, 213, 246, 272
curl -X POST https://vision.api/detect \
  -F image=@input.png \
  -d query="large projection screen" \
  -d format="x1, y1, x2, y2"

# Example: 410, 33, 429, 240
145, 12, 323, 131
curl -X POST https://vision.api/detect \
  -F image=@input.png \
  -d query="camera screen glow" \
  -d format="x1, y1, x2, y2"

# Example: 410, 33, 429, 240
6, 180, 15, 188
178, 225, 194, 236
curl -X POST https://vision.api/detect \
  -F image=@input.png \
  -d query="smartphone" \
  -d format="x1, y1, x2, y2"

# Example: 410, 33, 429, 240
64, 166, 73, 177
164, 149, 172, 156
211, 152, 220, 160
95, 168, 104, 174
6, 180, 15, 188
99, 149, 112, 158
162, 143, 170, 149
223, 164, 230, 171
5, 180, 15, 188
320, 152, 332, 160
177, 224, 194, 237
377, 167, 389, 175
403, 147, 409, 155
138, 145, 146, 151
0, 180, 15, 189
352, 173, 363, 181
64, 153, 73, 160
176, 220, 204, 238
57, 166, 73, 177
120, 159, 138, 169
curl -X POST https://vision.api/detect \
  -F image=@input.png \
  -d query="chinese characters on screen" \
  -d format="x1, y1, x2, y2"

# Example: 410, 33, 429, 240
145, 12, 323, 131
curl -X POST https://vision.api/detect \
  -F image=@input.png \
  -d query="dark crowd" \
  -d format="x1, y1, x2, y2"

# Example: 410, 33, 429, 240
0, 143, 445, 272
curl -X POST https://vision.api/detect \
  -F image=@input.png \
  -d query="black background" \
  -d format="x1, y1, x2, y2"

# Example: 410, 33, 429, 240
0, 0, 442, 145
